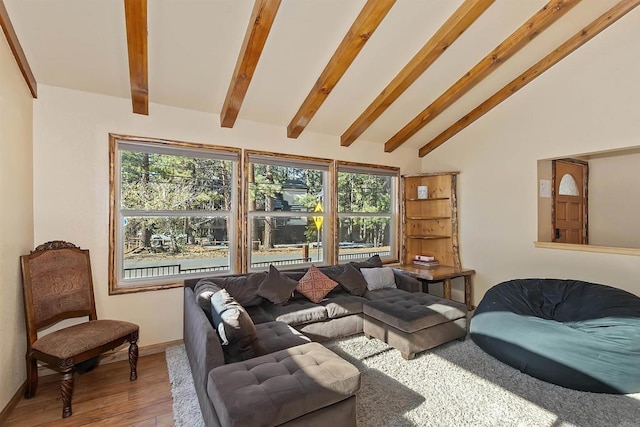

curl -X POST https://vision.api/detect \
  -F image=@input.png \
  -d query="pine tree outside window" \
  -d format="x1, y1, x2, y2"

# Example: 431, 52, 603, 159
337, 163, 399, 263
109, 135, 240, 293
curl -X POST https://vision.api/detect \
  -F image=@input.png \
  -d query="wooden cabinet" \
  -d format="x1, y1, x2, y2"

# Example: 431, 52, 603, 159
402, 172, 460, 268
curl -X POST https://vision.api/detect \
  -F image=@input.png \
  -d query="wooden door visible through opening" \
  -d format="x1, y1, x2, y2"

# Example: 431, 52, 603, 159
552, 159, 588, 244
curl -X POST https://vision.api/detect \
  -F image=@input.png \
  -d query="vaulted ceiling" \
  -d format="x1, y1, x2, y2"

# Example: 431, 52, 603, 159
3, 0, 638, 156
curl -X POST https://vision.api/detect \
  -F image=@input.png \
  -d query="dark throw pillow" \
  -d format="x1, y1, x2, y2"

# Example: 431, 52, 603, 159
256, 265, 299, 305
211, 289, 257, 360
349, 254, 383, 270
336, 263, 368, 296
296, 265, 338, 303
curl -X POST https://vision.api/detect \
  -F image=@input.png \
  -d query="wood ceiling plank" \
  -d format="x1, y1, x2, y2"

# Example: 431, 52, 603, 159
419, 0, 640, 158
385, 0, 581, 153
124, 0, 148, 115
0, 0, 37, 98
340, 0, 494, 147
220, 0, 282, 128
287, 0, 396, 139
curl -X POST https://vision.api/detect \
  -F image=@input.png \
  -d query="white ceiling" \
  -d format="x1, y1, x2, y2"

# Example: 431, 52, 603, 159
5, 0, 625, 151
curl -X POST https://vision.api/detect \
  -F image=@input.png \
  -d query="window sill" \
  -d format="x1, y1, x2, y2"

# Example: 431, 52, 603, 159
534, 241, 640, 256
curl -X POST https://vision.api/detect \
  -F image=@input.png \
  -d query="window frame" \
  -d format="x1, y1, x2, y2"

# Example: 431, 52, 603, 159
244, 150, 334, 271
108, 134, 242, 294
335, 161, 400, 264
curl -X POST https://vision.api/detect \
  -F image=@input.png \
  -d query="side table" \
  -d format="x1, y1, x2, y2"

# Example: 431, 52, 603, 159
394, 265, 475, 311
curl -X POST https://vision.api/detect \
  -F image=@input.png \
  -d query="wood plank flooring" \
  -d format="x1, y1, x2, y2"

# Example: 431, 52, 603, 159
5, 352, 174, 427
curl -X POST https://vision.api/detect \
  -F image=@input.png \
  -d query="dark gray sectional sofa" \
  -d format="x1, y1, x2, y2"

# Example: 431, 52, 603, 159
183, 257, 422, 426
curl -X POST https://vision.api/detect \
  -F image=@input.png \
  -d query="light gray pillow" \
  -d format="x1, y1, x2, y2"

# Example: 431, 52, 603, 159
211, 289, 257, 353
361, 267, 397, 291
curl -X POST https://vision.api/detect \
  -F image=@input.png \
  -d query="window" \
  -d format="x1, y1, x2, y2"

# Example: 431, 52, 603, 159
337, 163, 399, 263
109, 135, 240, 293
536, 145, 640, 254
246, 151, 331, 270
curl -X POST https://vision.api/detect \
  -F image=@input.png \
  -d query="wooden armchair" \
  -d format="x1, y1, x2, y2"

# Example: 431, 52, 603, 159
20, 241, 139, 418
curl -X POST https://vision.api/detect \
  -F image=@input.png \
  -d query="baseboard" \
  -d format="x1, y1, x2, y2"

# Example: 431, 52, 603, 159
0, 381, 26, 426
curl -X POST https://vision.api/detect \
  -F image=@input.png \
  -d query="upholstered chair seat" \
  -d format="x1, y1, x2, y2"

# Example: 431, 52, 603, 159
32, 320, 139, 360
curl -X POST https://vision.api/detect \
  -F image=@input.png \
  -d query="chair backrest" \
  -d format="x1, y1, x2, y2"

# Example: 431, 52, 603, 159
21, 241, 98, 345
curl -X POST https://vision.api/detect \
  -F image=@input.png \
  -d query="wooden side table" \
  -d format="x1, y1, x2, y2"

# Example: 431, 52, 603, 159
395, 265, 475, 311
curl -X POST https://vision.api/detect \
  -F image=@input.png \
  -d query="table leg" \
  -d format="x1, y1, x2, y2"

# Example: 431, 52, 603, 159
443, 278, 452, 300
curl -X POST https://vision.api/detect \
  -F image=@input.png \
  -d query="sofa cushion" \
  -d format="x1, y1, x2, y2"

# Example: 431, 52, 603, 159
263, 299, 328, 326
320, 294, 367, 319
207, 342, 361, 427
257, 265, 299, 305
364, 293, 467, 333
363, 287, 410, 301
211, 290, 257, 360
209, 273, 266, 307
336, 263, 368, 296
361, 267, 397, 291
252, 321, 312, 356
244, 304, 275, 325
296, 265, 338, 303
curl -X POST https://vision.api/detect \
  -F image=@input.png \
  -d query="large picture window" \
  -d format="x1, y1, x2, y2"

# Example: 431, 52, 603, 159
246, 152, 331, 270
109, 135, 240, 293
337, 163, 399, 263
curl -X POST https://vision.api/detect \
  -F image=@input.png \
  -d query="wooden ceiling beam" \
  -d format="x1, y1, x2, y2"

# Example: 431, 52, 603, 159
0, 0, 37, 98
419, 0, 640, 157
340, 0, 494, 147
287, 0, 396, 139
124, 0, 148, 115
220, 0, 282, 128
385, 0, 581, 153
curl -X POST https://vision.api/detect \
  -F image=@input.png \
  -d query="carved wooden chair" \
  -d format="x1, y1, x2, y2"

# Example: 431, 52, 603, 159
20, 241, 139, 418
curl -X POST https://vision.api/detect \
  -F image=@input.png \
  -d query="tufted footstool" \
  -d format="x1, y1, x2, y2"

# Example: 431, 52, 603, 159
207, 342, 361, 426
363, 293, 467, 359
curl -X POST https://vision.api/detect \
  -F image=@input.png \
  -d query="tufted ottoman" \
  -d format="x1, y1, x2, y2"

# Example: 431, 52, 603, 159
363, 293, 467, 359
207, 342, 361, 426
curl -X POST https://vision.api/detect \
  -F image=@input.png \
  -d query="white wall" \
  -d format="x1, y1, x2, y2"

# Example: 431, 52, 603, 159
422, 8, 640, 303
32, 85, 421, 347
589, 151, 640, 248
0, 32, 34, 411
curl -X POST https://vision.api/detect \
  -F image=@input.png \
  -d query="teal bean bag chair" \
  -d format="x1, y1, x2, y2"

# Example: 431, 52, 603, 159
470, 279, 640, 394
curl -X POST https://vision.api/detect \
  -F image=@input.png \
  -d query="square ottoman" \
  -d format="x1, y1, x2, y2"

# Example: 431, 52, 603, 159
363, 293, 467, 359
207, 342, 361, 426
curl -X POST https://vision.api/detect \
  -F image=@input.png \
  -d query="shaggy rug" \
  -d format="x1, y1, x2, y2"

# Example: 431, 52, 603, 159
166, 336, 640, 426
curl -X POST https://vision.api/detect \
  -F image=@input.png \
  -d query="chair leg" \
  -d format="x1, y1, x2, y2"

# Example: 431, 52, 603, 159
61, 370, 74, 418
24, 355, 38, 398
129, 340, 138, 381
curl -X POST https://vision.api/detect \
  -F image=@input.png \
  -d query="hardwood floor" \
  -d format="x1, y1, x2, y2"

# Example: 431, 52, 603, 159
5, 352, 174, 427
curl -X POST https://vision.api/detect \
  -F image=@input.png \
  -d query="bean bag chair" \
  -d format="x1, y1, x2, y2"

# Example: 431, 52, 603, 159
470, 278, 640, 394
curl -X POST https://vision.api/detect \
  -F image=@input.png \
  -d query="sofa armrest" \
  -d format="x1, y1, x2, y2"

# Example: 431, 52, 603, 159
393, 270, 421, 293
184, 287, 225, 425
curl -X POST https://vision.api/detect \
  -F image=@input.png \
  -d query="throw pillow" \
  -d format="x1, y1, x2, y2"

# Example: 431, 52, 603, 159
361, 267, 397, 291
256, 265, 299, 305
296, 265, 338, 303
207, 273, 266, 307
211, 289, 257, 359
350, 254, 383, 270
336, 263, 368, 296
193, 279, 222, 322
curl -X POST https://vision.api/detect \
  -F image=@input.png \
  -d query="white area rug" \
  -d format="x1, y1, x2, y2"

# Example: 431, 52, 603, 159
166, 336, 640, 426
